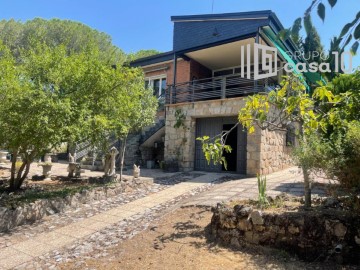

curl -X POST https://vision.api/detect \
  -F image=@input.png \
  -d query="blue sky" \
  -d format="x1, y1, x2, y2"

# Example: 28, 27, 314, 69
1, 0, 359, 67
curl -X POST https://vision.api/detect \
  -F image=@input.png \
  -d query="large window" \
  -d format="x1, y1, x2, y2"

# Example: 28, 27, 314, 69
145, 77, 167, 97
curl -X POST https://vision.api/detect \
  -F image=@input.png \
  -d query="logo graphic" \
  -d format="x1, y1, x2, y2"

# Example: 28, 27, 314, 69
240, 43, 354, 80
240, 43, 278, 80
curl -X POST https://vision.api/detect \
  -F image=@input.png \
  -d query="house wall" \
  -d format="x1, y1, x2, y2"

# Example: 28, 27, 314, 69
164, 97, 261, 175
165, 98, 292, 175
143, 59, 191, 85
260, 129, 293, 174
190, 59, 212, 80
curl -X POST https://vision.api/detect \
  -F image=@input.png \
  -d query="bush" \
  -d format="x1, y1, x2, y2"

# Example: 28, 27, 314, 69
325, 122, 360, 189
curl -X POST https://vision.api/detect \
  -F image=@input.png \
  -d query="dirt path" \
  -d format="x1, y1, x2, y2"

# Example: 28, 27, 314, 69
58, 207, 351, 270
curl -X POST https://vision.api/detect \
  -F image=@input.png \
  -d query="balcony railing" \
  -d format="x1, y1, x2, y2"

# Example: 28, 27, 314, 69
166, 75, 274, 104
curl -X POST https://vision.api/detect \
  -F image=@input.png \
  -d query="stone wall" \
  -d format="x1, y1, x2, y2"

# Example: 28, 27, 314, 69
0, 180, 150, 232
165, 97, 262, 174
165, 97, 295, 175
211, 204, 360, 263
260, 129, 293, 175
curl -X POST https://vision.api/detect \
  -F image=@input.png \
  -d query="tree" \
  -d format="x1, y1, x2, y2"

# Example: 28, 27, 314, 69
198, 74, 356, 208
0, 40, 157, 190
0, 18, 127, 64
286, 1, 360, 55
127, 49, 161, 62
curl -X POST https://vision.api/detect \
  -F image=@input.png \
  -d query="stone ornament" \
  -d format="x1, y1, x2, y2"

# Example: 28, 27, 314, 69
133, 164, 140, 178
67, 153, 79, 178
0, 150, 9, 165
44, 153, 52, 163
104, 147, 119, 177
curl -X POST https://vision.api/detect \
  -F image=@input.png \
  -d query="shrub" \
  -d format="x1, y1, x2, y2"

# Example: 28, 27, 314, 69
325, 122, 360, 189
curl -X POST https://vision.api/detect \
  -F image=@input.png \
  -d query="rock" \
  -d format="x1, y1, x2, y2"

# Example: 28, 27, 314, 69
244, 231, 259, 244
355, 236, 360, 246
230, 237, 241, 248
334, 222, 347, 238
249, 210, 264, 225
323, 197, 339, 208
237, 219, 252, 231
288, 225, 300, 234
234, 205, 252, 217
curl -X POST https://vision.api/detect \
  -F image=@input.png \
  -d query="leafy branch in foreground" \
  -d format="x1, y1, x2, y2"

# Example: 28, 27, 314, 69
196, 129, 233, 170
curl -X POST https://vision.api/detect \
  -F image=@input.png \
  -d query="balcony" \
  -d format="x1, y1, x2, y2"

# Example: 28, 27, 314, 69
166, 75, 277, 105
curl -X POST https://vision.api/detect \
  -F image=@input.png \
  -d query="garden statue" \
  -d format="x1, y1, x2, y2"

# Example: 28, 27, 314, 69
104, 146, 119, 177
67, 153, 78, 178
133, 164, 140, 178
68, 153, 75, 163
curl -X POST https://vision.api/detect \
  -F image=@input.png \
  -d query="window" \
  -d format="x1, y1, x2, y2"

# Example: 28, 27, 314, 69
145, 77, 167, 97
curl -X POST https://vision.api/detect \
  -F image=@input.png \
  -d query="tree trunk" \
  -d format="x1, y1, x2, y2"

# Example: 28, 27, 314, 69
9, 151, 19, 190
302, 165, 312, 208
119, 134, 127, 181
9, 152, 34, 190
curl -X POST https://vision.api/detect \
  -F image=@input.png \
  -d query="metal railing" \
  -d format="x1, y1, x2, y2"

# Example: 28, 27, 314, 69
166, 75, 275, 105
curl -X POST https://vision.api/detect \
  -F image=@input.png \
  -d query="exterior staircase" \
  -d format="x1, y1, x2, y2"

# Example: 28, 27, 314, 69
140, 117, 165, 144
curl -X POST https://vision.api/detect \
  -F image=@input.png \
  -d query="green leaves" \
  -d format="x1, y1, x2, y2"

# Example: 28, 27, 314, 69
317, 3, 326, 23
340, 23, 354, 38
351, 41, 359, 55
354, 23, 360, 40
196, 136, 232, 170
291, 18, 302, 43
328, 0, 337, 8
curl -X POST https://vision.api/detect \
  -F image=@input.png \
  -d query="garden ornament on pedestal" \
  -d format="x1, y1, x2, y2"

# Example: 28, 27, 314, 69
133, 164, 140, 178
0, 150, 8, 165
104, 147, 119, 180
67, 153, 79, 178
44, 153, 52, 163
38, 160, 53, 179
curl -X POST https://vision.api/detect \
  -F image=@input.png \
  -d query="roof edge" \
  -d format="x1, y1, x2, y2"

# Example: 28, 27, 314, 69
171, 10, 272, 22
130, 51, 173, 67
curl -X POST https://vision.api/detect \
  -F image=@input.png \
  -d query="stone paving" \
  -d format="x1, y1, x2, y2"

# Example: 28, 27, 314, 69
182, 167, 330, 207
0, 172, 226, 269
0, 166, 332, 269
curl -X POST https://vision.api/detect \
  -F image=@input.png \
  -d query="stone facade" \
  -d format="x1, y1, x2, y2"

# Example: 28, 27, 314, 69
259, 129, 293, 175
164, 97, 293, 175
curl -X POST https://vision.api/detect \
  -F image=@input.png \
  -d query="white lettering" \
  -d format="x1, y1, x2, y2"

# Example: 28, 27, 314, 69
319, 63, 331, 73
341, 51, 353, 74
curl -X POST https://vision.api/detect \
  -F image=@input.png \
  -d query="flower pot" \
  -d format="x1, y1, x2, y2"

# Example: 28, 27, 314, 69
0, 151, 8, 164
40, 164, 52, 178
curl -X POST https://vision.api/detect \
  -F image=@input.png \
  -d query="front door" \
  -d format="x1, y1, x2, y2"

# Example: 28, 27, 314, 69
194, 117, 247, 173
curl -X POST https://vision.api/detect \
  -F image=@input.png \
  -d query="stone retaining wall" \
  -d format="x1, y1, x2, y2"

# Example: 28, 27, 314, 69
0, 180, 146, 232
211, 204, 360, 264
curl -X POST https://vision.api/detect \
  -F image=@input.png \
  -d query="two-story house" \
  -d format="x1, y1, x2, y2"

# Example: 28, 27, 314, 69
130, 10, 315, 175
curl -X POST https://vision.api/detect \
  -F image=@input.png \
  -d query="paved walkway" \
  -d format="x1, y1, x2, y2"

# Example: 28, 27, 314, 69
183, 167, 328, 207
0, 172, 224, 269
0, 167, 331, 269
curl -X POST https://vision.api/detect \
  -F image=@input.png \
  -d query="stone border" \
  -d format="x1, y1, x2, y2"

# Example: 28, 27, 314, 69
211, 203, 360, 264
0, 180, 148, 232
